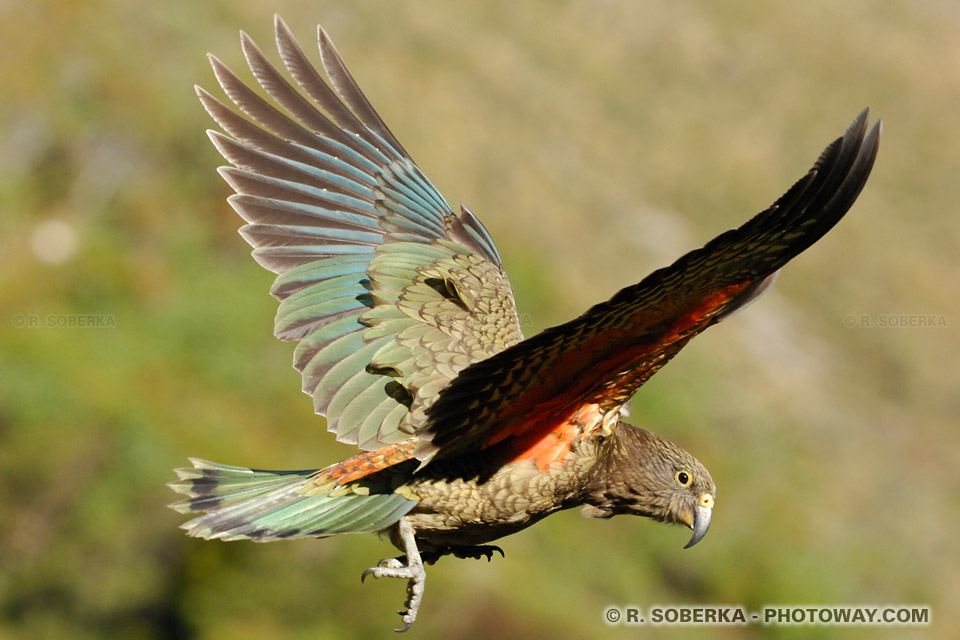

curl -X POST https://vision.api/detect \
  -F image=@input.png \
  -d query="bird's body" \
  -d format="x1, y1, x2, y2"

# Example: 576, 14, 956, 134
391, 441, 597, 548
170, 15, 880, 631
382, 422, 704, 547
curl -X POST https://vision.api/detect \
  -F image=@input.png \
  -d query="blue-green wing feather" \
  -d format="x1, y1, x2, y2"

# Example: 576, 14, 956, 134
202, 16, 524, 451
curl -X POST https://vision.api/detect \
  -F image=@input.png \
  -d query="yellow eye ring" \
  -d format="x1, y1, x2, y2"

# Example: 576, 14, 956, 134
675, 470, 690, 486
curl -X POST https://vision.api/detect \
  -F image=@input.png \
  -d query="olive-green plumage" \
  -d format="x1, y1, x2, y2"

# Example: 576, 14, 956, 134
169, 14, 880, 631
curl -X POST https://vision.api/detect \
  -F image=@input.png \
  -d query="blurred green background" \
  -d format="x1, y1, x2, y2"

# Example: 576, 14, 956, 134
2, 0, 957, 638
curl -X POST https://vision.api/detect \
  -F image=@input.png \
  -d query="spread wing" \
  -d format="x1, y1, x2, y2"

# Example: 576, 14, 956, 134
202, 16, 523, 451
420, 110, 880, 462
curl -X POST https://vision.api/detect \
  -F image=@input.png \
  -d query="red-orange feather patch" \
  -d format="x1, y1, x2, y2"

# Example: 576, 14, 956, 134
313, 440, 417, 486
474, 282, 754, 468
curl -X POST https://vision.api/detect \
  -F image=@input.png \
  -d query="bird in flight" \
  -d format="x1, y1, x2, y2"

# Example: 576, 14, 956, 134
169, 15, 880, 631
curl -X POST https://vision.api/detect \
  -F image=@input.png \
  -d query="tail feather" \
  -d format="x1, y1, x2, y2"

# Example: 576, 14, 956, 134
168, 458, 416, 541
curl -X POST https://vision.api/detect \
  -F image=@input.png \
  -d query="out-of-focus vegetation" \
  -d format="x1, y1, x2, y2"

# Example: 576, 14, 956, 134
2, 0, 957, 638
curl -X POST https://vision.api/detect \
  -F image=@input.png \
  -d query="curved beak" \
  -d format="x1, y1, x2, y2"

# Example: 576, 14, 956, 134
683, 500, 713, 549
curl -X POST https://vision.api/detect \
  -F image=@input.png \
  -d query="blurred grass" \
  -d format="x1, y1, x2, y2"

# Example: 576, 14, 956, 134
2, 0, 958, 638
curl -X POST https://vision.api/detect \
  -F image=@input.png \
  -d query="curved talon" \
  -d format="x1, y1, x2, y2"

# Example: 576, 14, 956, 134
448, 544, 505, 562
359, 519, 426, 632
483, 545, 504, 561
362, 556, 405, 582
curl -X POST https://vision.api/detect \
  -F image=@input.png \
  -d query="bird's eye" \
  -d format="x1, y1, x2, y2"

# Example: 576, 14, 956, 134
675, 470, 690, 486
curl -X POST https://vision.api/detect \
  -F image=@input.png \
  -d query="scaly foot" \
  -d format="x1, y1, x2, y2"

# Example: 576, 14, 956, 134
360, 519, 425, 632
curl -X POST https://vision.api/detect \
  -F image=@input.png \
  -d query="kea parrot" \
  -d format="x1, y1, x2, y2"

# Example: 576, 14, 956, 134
169, 15, 880, 631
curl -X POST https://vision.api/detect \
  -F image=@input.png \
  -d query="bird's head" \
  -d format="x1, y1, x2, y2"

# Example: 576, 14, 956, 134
581, 422, 715, 548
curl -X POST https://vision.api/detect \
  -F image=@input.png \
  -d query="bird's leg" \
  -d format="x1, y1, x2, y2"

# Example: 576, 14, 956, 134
360, 518, 426, 632
420, 544, 505, 565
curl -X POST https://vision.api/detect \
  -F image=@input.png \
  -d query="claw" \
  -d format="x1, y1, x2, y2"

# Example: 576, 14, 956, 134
450, 544, 505, 562
360, 526, 507, 629
360, 519, 426, 632
483, 545, 504, 561
362, 557, 405, 583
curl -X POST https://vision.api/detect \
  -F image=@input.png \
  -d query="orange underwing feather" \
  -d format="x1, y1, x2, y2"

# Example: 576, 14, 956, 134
313, 440, 418, 487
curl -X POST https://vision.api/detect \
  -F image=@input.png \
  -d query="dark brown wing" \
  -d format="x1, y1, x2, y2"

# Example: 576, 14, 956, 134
417, 110, 881, 463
